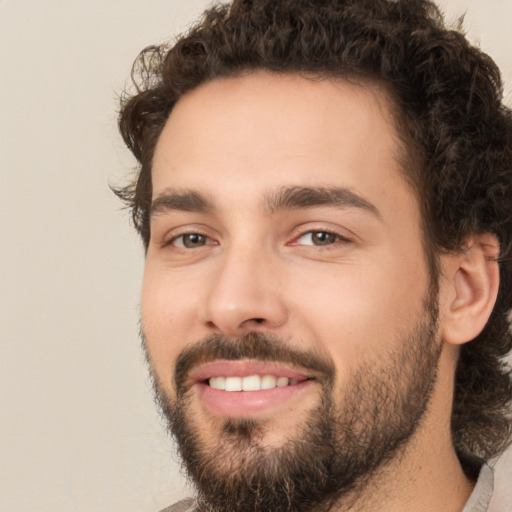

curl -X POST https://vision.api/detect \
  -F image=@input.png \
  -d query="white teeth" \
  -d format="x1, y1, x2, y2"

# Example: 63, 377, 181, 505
225, 376, 242, 392
209, 376, 226, 390
276, 377, 289, 387
208, 375, 298, 391
260, 375, 277, 389
242, 375, 261, 391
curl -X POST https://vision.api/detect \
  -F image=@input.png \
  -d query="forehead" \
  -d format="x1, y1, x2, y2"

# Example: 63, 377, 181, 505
152, 72, 410, 211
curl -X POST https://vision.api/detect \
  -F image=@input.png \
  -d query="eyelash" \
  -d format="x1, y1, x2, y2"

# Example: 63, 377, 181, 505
164, 228, 350, 250
290, 229, 351, 248
165, 231, 215, 249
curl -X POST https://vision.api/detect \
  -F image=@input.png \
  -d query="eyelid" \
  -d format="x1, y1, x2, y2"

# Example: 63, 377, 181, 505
288, 226, 353, 247
162, 226, 217, 249
173, 234, 210, 249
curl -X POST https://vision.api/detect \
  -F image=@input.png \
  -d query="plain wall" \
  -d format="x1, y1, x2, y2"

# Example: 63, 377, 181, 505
1, 1, 510, 511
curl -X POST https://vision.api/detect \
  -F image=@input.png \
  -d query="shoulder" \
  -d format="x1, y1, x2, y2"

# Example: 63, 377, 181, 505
488, 451, 512, 511
463, 460, 511, 512
158, 498, 197, 512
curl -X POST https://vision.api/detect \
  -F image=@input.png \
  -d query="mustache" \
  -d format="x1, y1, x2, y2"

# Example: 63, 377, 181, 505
174, 332, 335, 396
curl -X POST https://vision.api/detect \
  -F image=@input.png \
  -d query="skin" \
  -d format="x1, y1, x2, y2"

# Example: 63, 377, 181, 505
142, 72, 498, 511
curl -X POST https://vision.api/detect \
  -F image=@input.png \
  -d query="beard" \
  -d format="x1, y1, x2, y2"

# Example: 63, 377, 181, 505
145, 291, 441, 512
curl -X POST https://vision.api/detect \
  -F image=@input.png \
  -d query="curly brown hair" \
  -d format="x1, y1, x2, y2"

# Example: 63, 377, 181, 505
115, 0, 512, 461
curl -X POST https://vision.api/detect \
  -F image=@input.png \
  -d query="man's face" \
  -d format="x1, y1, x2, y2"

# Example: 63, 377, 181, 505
142, 73, 441, 510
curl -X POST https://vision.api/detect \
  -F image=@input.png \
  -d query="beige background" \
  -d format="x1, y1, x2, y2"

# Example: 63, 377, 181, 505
1, 1, 510, 511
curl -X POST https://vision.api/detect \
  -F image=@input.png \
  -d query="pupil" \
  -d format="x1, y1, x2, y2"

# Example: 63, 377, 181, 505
313, 232, 335, 245
184, 234, 204, 248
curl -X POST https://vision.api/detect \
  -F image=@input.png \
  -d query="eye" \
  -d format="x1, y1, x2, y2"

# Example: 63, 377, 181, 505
170, 233, 213, 249
296, 230, 345, 246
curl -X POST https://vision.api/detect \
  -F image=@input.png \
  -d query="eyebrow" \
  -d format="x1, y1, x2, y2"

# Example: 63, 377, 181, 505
150, 185, 381, 219
266, 186, 381, 218
151, 189, 215, 216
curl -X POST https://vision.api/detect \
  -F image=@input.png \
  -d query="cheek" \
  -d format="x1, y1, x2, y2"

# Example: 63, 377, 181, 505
286, 252, 429, 375
140, 265, 201, 384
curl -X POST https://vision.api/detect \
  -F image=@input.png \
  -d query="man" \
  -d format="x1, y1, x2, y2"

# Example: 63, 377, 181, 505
115, 0, 512, 510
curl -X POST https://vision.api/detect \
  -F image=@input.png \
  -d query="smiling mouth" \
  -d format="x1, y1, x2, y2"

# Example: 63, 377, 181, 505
207, 375, 307, 391
189, 360, 316, 416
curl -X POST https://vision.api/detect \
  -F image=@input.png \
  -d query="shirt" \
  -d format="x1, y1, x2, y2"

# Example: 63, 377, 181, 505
160, 463, 510, 512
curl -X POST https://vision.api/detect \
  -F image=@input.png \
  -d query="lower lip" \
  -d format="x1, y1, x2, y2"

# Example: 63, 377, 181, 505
194, 380, 314, 418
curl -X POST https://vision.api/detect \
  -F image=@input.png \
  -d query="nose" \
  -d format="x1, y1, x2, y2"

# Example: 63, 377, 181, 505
201, 246, 288, 337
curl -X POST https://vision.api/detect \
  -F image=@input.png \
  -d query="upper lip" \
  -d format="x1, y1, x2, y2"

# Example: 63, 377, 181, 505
189, 360, 312, 384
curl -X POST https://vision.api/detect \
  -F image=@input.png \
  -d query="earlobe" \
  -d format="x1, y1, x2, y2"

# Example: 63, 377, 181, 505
441, 234, 500, 345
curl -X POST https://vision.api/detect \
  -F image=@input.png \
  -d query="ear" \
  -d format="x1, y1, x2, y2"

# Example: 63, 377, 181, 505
440, 233, 500, 345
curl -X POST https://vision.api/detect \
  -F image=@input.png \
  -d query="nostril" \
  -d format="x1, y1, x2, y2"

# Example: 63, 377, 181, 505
252, 318, 265, 324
